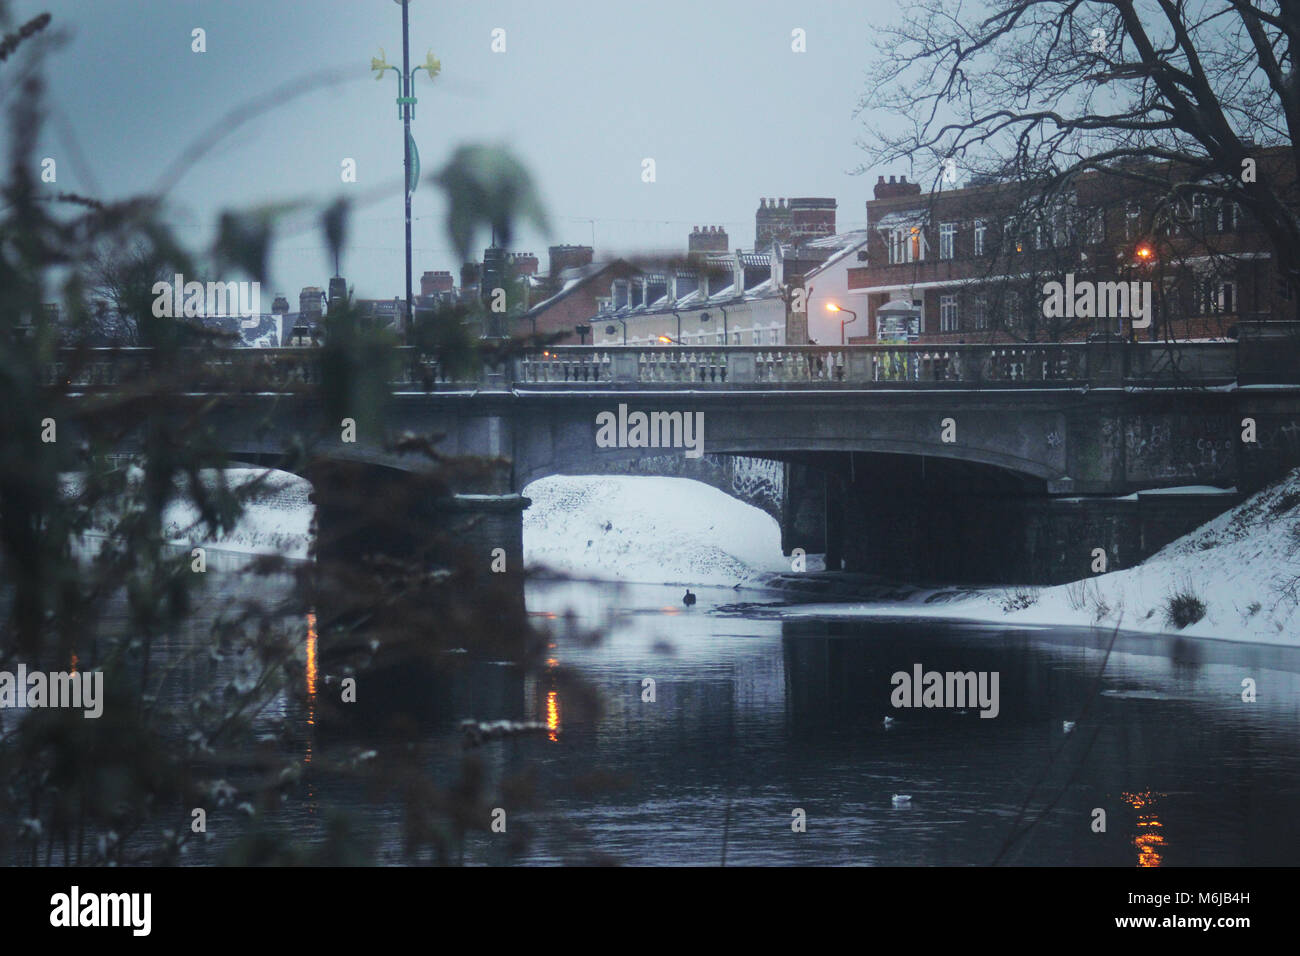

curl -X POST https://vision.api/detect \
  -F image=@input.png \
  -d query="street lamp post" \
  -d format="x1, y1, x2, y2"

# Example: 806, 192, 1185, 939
1133, 242, 1155, 340
400, 0, 411, 340
826, 302, 858, 345
373, 1, 440, 341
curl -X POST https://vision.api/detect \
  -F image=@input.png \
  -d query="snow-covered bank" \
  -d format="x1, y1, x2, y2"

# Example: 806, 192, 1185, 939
522, 470, 1300, 644
65, 467, 314, 562
779, 470, 1300, 646
522, 475, 791, 586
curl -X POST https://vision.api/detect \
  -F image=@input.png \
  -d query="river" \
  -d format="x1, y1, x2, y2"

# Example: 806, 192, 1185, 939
115, 571, 1300, 867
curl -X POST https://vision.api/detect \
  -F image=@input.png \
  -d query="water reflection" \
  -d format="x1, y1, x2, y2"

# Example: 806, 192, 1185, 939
304, 610, 318, 813
304, 611, 317, 752
546, 691, 560, 742
120, 576, 1300, 865
1125, 790, 1166, 867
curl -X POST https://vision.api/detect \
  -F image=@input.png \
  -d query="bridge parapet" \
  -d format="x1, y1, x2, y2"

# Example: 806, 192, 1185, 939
511, 342, 1230, 388
44, 340, 1247, 392
44, 347, 473, 391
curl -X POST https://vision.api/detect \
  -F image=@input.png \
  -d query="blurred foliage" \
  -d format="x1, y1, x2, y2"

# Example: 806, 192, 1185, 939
0, 4, 602, 867
432, 145, 549, 263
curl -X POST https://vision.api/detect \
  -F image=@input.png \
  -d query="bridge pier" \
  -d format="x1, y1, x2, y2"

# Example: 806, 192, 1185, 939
787, 453, 1241, 586
780, 461, 828, 558
306, 460, 529, 644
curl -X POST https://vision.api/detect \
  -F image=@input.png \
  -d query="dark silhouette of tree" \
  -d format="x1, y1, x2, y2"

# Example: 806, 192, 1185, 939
859, 0, 1300, 312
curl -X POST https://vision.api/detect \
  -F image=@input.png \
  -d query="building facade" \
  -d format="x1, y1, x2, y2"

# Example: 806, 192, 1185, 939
847, 158, 1292, 344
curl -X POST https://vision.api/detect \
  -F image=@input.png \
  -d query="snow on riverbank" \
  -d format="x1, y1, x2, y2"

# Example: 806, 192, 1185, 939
781, 470, 1300, 646
62, 461, 1300, 646
66, 467, 314, 561
523, 475, 790, 586
523, 470, 1300, 644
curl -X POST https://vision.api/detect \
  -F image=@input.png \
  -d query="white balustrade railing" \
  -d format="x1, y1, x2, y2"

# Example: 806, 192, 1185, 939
43, 341, 1235, 391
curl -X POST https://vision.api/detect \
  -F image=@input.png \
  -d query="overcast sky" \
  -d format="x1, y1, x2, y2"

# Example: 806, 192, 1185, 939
9, 0, 897, 302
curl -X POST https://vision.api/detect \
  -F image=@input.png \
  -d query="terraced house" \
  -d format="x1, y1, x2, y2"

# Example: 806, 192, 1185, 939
579, 199, 871, 348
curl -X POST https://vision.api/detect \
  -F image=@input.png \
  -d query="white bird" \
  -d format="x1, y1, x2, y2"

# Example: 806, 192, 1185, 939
891, 794, 911, 806
1063, 720, 1076, 734
882, 716, 895, 728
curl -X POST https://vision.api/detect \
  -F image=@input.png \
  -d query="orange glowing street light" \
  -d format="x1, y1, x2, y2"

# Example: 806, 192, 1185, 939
826, 302, 858, 344
1135, 244, 1154, 261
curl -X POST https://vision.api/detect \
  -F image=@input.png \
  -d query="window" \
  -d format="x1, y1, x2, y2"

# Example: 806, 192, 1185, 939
1163, 202, 1182, 237
888, 227, 907, 264
971, 293, 989, 330
940, 294, 959, 331
1006, 290, 1022, 328
1125, 201, 1140, 240
732, 330, 741, 345
940, 222, 956, 259
1278, 275, 1294, 302
1051, 208, 1072, 247
1196, 278, 1236, 315
715, 331, 724, 344
1192, 193, 1206, 232
973, 219, 986, 256
1082, 207, 1105, 244
888, 225, 926, 263
1218, 201, 1240, 233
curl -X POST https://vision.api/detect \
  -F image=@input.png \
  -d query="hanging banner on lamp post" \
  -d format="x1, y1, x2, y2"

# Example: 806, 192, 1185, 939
406, 131, 420, 196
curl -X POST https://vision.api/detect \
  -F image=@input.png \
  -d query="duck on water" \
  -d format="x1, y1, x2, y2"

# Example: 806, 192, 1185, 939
683, 589, 696, 607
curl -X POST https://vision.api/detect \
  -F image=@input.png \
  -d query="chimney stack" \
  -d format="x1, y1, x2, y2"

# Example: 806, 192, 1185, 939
874, 175, 923, 200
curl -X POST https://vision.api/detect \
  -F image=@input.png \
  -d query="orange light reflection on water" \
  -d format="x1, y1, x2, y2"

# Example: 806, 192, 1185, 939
546, 691, 560, 742
1123, 790, 1166, 867
305, 611, 317, 770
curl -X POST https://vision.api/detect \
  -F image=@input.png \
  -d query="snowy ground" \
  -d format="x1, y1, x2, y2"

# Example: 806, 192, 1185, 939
522, 475, 791, 587
66, 466, 314, 562
65, 464, 1299, 646
524, 471, 1300, 646
779, 470, 1300, 646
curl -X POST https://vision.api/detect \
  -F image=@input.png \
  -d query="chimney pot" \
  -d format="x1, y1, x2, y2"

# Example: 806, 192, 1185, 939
877, 176, 885, 184
889, 175, 896, 184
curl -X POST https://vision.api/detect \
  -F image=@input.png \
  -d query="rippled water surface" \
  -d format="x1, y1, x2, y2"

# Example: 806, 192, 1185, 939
140, 575, 1300, 866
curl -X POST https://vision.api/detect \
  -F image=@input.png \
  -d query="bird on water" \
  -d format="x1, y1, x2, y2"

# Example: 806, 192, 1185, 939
683, 589, 696, 606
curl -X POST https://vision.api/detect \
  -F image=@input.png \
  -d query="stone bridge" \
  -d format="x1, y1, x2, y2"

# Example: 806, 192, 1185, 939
45, 333, 1300, 585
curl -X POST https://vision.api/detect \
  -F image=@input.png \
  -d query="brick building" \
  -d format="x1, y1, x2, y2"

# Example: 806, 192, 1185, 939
520, 258, 642, 343
688, 226, 729, 254
847, 156, 1293, 344
755, 197, 837, 247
